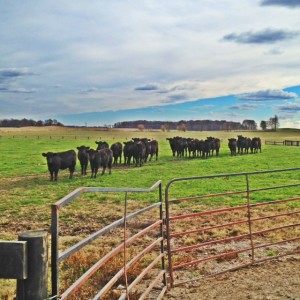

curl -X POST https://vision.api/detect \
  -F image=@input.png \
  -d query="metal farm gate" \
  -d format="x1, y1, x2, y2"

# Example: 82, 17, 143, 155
49, 168, 300, 298
51, 181, 167, 299
165, 168, 300, 287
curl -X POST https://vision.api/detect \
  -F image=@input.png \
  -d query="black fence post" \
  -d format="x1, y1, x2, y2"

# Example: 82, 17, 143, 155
16, 230, 48, 300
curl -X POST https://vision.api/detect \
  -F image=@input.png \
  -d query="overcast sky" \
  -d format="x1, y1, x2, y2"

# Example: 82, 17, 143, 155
1, 0, 300, 127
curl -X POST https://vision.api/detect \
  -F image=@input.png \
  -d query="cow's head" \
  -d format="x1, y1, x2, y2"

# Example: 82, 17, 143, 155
77, 146, 90, 152
42, 152, 57, 163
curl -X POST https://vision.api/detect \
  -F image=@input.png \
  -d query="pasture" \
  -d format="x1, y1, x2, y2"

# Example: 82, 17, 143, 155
1, 127, 300, 299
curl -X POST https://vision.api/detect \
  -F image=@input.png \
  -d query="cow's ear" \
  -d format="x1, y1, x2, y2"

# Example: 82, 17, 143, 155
87, 147, 90, 149
42, 153, 47, 157
77, 147, 80, 150
95, 141, 99, 144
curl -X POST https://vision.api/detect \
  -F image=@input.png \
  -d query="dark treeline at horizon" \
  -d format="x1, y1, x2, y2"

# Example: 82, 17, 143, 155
0, 118, 63, 127
113, 119, 255, 131
0, 118, 258, 131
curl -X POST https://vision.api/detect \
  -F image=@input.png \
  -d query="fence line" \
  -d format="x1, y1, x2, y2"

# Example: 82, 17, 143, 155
265, 140, 300, 146
265, 140, 284, 145
165, 168, 300, 287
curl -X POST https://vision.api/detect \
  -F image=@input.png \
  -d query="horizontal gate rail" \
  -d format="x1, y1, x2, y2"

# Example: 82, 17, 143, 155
173, 235, 300, 271
61, 220, 163, 299
165, 168, 300, 287
172, 224, 300, 255
168, 184, 300, 205
170, 209, 300, 238
95, 237, 164, 299
118, 254, 166, 300
58, 202, 161, 262
168, 196, 300, 222
51, 180, 167, 299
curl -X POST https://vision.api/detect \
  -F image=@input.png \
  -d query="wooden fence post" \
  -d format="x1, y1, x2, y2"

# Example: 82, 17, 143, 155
16, 230, 48, 300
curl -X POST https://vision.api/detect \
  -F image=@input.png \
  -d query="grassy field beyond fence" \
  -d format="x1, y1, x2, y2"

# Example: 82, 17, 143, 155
1, 127, 300, 298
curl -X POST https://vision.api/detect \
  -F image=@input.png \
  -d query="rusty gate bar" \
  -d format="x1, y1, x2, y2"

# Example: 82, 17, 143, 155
60, 220, 163, 299
170, 209, 300, 239
94, 237, 163, 298
51, 180, 166, 299
165, 167, 300, 287
167, 183, 300, 205
246, 174, 255, 262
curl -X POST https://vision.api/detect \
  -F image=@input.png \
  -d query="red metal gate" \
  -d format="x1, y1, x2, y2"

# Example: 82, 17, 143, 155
165, 168, 300, 287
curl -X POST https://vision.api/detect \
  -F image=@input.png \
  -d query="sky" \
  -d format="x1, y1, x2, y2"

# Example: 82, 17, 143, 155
1, 0, 300, 128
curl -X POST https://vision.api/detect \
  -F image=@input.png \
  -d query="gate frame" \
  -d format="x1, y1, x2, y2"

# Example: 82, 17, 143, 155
165, 167, 300, 287
51, 180, 167, 299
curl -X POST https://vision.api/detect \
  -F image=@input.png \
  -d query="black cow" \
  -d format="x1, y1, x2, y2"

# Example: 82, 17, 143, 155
187, 138, 197, 158
148, 140, 159, 161
88, 148, 113, 178
133, 141, 146, 167
207, 137, 221, 157
228, 138, 237, 156
251, 137, 262, 154
95, 141, 109, 150
202, 139, 211, 159
77, 146, 90, 175
110, 142, 123, 164
237, 135, 251, 154
123, 141, 135, 165
42, 150, 76, 181
195, 139, 204, 157
166, 137, 177, 157
167, 137, 187, 157
132, 138, 150, 163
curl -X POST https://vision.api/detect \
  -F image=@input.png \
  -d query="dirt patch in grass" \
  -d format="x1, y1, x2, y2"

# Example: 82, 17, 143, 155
164, 255, 300, 300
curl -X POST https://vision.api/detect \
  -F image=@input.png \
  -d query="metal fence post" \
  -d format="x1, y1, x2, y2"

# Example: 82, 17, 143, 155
16, 230, 48, 300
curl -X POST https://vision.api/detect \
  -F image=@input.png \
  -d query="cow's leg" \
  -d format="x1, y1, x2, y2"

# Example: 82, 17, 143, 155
108, 161, 112, 175
101, 166, 106, 175
50, 171, 54, 181
69, 166, 75, 179
54, 170, 58, 181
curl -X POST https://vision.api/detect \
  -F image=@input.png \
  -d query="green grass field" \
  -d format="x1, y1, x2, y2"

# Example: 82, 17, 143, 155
1, 127, 300, 236
1, 127, 300, 298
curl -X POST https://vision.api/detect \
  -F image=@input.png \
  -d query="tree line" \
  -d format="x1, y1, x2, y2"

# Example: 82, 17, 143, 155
115, 117, 280, 131
0, 118, 64, 127
114, 120, 251, 131
0, 116, 279, 131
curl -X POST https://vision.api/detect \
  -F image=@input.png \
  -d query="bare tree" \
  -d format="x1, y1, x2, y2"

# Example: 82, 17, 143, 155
268, 115, 279, 131
177, 122, 187, 132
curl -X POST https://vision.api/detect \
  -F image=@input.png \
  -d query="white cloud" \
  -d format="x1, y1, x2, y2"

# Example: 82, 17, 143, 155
0, 1, 300, 123
237, 89, 298, 101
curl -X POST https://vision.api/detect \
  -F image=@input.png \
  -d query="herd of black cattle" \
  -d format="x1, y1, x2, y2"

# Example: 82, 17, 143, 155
42, 135, 261, 181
